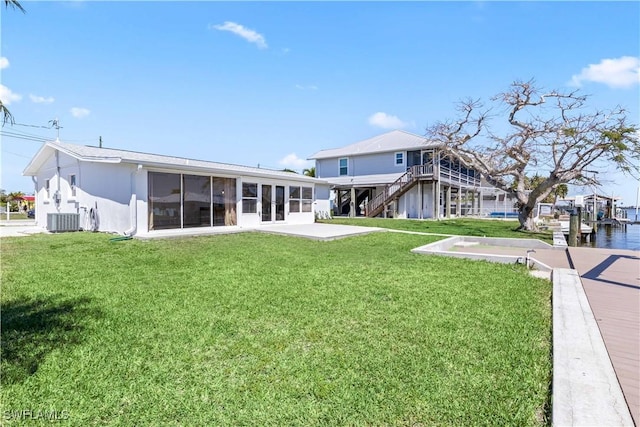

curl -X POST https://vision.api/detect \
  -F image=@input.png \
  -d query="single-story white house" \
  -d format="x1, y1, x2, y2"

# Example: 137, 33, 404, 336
23, 141, 331, 236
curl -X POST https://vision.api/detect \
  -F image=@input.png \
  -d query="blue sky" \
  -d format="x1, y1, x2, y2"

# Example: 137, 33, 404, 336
2, 1, 639, 204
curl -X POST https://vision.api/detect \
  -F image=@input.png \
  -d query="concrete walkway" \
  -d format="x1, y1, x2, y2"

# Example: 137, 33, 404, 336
0, 220, 48, 238
567, 247, 640, 426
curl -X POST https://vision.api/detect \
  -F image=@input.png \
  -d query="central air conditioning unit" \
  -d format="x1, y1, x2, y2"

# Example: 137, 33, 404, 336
47, 213, 80, 232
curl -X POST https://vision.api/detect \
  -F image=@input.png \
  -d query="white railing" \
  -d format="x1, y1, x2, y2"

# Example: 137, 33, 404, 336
367, 165, 435, 216
438, 165, 481, 186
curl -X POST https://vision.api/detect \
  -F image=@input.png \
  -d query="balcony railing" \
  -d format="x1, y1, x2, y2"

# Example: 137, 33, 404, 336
366, 164, 481, 217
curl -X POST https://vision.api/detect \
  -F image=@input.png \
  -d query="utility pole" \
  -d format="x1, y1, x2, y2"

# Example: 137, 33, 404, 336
99, 136, 103, 148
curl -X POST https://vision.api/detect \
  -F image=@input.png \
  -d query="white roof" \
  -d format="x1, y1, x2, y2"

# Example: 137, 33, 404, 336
23, 140, 327, 184
308, 130, 440, 160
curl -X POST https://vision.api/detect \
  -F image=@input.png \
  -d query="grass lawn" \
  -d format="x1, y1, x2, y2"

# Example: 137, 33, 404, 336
320, 217, 553, 243
1, 231, 551, 426
0, 213, 29, 221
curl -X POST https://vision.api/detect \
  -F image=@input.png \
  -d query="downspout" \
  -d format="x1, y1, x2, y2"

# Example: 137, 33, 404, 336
31, 176, 38, 225
55, 150, 61, 211
123, 164, 142, 236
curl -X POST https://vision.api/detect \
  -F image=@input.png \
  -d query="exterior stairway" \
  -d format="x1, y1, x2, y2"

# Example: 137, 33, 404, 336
367, 165, 430, 217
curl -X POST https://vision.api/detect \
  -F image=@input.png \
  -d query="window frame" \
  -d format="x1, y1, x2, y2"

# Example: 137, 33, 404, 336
301, 186, 313, 212
289, 186, 301, 213
289, 186, 313, 213
394, 152, 404, 166
339, 158, 348, 176
242, 182, 258, 214
69, 174, 77, 198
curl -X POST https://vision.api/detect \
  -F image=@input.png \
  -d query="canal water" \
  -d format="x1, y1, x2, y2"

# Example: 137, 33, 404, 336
580, 208, 640, 251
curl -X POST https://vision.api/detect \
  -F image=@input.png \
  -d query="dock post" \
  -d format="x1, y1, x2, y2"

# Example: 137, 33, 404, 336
569, 212, 579, 247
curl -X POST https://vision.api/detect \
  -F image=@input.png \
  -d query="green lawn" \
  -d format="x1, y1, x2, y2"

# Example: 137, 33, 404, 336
0, 212, 29, 221
320, 217, 553, 242
1, 232, 551, 426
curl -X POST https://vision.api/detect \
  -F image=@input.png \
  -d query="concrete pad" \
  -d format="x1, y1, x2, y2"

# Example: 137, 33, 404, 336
552, 268, 634, 426
453, 241, 480, 247
134, 226, 246, 240
134, 223, 385, 241
411, 236, 558, 271
257, 223, 385, 241
0, 225, 48, 238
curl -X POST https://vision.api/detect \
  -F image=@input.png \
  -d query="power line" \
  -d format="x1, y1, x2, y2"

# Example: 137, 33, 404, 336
1, 149, 32, 159
14, 122, 53, 129
7, 121, 97, 144
1, 127, 52, 140
0, 131, 49, 144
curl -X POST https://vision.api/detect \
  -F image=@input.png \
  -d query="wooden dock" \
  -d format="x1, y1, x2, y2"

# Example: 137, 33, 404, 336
567, 247, 640, 426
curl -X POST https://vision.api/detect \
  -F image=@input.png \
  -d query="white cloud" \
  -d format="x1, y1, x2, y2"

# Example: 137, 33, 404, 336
295, 84, 318, 91
30, 94, 55, 104
279, 153, 311, 169
210, 21, 268, 49
0, 84, 22, 105
570, 56, 640, 89
368, 112, 408, 129
0, 57, 9, 69
70, 107, 90, 118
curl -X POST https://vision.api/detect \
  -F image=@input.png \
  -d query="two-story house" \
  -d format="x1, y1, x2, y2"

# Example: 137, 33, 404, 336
309, 130, 513, 219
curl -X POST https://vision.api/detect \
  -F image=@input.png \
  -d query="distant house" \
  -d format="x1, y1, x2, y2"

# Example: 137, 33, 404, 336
309, 130, 518, 219
23, 141, 331, 236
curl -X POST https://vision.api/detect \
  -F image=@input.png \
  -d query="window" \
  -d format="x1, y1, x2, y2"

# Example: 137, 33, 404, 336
289, 186, 312, 213
69, 174, 77, 198
45, 179, 50, 199
395, 152, 404, 166
242, 182, 258, 214
289, 186, 301, 213
301, 186, 313, 212
339, 158, 348, 176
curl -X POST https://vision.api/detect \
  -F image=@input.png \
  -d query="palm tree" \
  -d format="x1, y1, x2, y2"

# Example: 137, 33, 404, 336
302, 167, 316, 177
1, 100, 15, 127
4, 0, 25, 12
552, 183, 569, 209
7, 191, 25, 212
1, 0, 24, 127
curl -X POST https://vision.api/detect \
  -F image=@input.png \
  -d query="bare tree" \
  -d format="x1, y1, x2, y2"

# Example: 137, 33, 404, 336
426, 80, 639, 231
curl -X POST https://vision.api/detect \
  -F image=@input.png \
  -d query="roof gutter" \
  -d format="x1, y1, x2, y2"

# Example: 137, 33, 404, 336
131, 160, 328, 184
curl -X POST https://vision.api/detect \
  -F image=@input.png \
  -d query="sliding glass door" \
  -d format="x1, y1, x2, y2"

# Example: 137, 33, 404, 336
148, 172, 236, 231
148, 172, 181, 230
213, 177, 237, 226
183, 174, 211, 228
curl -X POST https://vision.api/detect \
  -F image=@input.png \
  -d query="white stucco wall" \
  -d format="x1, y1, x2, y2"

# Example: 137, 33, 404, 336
313, 183, 331, 218
34, 151, 137, 234
31, 149, 330, 235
